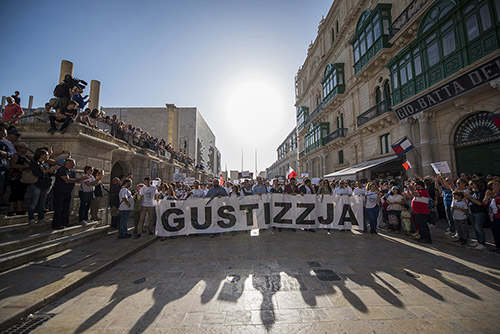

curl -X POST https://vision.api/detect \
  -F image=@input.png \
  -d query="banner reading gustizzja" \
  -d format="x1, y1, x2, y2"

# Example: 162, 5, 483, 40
155, 194, 364, 236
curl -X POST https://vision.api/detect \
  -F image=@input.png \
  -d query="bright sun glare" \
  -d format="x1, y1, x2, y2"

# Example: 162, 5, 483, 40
222, 76, 286, 133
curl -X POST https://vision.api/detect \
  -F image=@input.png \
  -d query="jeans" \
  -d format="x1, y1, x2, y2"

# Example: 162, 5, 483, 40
28, 185, 49, 220
366, 206, 380, 232
78, 192, 93, 222
445, 206, 455, 232
471, 212, 486, 245
119, 210, 131, 237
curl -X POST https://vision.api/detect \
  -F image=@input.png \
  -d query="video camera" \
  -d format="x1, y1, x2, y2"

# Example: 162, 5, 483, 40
63, 74, 87, 90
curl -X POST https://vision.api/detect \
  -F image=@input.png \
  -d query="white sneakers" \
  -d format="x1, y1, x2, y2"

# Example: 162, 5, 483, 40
28, 219, 37, 224
475, 244, 486, 250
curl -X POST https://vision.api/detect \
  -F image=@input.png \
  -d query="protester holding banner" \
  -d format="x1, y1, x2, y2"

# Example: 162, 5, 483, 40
270, 179, 283, 194
206, 179, 227, 197
316, 179, 332, 195
190, 180, 205, 198
240, 180, 253, 196
284, 177, 298, 195
298, 178, 315, 195
252, 176, 268, 195
334, 180, 352, 196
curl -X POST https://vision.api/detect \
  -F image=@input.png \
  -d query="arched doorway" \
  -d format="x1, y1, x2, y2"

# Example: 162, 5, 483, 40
110, 161, 129, 181
455, 112, 500, 175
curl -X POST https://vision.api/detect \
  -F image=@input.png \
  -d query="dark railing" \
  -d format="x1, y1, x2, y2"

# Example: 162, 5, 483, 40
299, 150, 305, 158
323, 128, 347, 145
304, 102, 323, 128
357, 100, 391, 127
389, 0, 431, 38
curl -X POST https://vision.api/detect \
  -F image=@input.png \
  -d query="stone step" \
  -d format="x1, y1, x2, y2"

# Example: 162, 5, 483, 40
0, 220, 53, 240
0, 212, 55, 227
0, 221, 100, 254
0, 225, 109, 272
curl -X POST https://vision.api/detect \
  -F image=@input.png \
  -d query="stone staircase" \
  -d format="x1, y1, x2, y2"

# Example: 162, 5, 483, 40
0, 212, 109, 273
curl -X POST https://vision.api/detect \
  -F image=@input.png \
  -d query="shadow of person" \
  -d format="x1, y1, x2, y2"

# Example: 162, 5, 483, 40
252, 273, 281, 331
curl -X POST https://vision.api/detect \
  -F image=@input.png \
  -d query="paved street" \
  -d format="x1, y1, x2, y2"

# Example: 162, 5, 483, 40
32, 227, 500, 334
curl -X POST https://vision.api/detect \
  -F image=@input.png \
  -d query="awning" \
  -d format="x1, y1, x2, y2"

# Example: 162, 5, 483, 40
324, 155, 399, 180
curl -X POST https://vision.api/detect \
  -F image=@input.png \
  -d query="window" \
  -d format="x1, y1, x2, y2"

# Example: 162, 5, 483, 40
350, 4, 392, 74
466, 15, 480, 40
338, 150, 344, 164
380, 133, 391, 154
375, 87, 381, 104
322, 63, 345, 103
305, 123, 329, 153
387, 0, 500, 106
480, 4, 493, 29
331, 28, 335, 43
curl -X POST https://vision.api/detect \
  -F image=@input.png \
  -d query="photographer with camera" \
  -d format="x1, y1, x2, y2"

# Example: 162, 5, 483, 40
50, 74, 87, 113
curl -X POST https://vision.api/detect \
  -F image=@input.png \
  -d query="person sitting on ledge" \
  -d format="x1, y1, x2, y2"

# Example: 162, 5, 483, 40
48, 100, 78, 134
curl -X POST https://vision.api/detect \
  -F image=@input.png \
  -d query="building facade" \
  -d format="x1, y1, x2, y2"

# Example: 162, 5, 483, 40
102, 105, 221, 176
295, 0, 500, 179
266, 127, 298, 179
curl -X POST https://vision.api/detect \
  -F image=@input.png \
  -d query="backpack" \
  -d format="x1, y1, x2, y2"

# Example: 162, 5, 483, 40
53, 83, 68, 98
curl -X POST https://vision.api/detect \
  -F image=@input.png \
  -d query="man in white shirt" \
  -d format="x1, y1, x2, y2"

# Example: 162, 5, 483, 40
137, 177, 158, 237
190, 180, 205, 198
333, 180, 353, 196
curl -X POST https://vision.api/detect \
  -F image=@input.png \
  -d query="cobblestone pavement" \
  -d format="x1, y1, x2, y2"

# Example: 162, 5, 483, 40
32, 227, 500, 334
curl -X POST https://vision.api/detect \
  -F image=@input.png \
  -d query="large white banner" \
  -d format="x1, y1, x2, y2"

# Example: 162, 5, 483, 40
155, 194, 364, 236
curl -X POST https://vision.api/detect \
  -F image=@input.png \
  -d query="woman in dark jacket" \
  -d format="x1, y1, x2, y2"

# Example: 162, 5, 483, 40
28, 149, 59, 223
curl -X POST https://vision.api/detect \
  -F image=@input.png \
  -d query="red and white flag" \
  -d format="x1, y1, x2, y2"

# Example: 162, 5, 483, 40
402, 160, 412, 170
220, 173, 225, 186
287, 167, 298, 180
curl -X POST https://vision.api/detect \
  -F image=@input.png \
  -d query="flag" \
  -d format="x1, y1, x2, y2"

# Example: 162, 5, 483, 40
402, 160, 412, 170
220, 173, 225, 186
287, 167, 298, 180
490, 113, 500, 129
391, 136, 414, 157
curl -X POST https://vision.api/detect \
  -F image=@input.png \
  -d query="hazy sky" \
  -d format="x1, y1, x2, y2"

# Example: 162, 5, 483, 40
0, 0, 332, 174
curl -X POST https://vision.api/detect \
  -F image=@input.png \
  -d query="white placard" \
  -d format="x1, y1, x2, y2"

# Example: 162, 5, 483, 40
312, 178, 320, 185
430, 161, 451, 174
301, 173, 309, 178
173, 173, 186, 183
185, 177, 195, 186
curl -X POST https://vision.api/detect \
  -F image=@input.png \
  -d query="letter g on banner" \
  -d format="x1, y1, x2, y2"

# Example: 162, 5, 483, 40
161, 208, 185, 232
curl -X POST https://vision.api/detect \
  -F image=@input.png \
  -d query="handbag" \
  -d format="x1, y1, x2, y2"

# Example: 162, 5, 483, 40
21, 169, 38, 184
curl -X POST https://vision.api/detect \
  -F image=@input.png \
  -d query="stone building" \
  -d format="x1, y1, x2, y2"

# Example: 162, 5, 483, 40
102, 105, 221, 176
266, 127, 298, 179
295, 0, 500, 180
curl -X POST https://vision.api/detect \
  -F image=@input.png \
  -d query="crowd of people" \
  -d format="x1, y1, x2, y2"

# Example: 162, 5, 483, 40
2, 85, 200, 169
103, 172, 500, 251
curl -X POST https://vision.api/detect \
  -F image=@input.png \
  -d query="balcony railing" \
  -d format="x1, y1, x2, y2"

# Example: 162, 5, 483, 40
357, 100, 391, 127
389, 0, 431, 38
303, 103, 323, 128
299, 150, 305, 158
323, 128, 347, 145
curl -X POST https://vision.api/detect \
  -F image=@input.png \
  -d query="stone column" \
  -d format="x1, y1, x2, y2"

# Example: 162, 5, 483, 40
414, 112, 433, 176
88, 80, 101, 111
166, 104, 179, 150
28, 96, 34, 115
59, 60, 73, 83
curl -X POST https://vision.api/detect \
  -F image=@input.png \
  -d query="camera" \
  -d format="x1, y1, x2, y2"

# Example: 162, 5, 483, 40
63, 74, 87, 89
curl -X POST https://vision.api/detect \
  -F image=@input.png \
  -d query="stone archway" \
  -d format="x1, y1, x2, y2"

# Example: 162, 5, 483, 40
110, 161, 130, 181
454, 112, 500, 175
